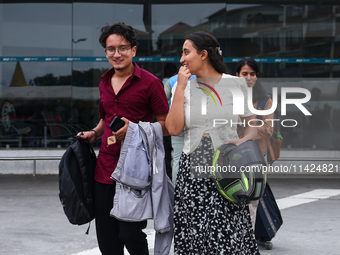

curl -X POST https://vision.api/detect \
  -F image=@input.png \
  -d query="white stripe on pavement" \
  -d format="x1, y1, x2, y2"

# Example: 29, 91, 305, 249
276, 189, 340, 210
72, 189, 340, 255
71, 229, 155, 255
71, 247, 100, 255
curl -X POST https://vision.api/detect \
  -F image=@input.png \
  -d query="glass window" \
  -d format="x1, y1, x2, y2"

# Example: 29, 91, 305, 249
308, 18, 333, 32
1, 3, 73, 148
286, 30, 302, 46
286, 6, 303, 18
1, 2, 339, 150
260, 78, 340, 149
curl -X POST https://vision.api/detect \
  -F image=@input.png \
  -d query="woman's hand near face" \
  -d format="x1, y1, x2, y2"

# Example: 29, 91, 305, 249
165, 65, 189, 136
177, 65, 191, 91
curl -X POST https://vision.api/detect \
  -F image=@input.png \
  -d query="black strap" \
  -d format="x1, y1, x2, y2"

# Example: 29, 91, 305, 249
90, 129, 97, 141
85, 221, 91, 235
256, 94, 271, 120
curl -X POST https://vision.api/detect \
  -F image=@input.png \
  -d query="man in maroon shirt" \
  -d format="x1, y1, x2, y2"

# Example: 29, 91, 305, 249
79, 22, 169, 255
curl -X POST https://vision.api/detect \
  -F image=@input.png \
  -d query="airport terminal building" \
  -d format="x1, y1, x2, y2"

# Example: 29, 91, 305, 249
0, 1, 339, 173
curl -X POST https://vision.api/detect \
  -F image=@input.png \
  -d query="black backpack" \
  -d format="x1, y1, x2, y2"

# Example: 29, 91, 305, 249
59, 136, 97, 228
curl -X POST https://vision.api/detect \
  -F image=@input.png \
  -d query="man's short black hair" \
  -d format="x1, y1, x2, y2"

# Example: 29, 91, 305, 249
99, 22, 138, 48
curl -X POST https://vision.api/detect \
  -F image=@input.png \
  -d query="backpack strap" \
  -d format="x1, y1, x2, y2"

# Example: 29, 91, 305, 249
256, 94, 276, 161
256, 94, 271, 119
266, 139, 275, 162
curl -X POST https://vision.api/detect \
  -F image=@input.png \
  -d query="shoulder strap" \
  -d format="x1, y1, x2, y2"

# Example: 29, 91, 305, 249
256, 95, 276, 162
266, 139, 275, 162
257, 94, 271, 110
256, 94, 270, 120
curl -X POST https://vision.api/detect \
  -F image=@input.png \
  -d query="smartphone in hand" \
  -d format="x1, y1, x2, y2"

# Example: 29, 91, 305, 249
109, 116, 125, 132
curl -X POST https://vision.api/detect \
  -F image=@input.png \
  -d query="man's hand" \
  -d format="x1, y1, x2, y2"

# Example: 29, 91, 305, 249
77, 119, 104, 143
77, 130, 96, 143
114, 117, 129, 140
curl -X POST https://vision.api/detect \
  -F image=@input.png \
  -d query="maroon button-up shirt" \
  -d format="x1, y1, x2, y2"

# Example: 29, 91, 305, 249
95, 62, 169, 184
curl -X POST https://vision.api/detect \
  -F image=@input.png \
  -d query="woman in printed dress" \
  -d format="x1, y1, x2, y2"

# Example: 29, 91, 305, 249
165, 31, 260, 254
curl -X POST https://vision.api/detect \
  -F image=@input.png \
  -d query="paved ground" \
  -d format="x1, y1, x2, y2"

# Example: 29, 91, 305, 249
0, 175, 339, 255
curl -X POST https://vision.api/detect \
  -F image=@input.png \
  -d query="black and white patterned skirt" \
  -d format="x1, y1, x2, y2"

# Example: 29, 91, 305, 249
174, 137, 260, 255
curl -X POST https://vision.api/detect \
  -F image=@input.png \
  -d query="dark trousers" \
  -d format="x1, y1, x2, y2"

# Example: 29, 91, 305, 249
94, 181, 149, 255
163, 135, 173, 180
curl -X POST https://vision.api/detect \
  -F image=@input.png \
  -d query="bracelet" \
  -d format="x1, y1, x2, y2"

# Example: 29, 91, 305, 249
90, 129, 97, 140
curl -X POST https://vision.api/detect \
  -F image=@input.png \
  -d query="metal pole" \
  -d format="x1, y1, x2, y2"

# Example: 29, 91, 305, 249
33, 159, 36, 176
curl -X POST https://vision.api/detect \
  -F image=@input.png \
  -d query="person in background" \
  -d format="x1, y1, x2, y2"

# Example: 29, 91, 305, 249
1, 94, 39, 147
78, 22, 169, 255
236, 56, 274, 229
164, 73, 195, 185
166, 31, 259, 254
162, 63, 178, 180
163, 63, 177, 85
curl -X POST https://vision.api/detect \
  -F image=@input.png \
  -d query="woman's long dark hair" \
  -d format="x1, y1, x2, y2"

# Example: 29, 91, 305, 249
186, 31, 229, 74
235, 57, 267, 103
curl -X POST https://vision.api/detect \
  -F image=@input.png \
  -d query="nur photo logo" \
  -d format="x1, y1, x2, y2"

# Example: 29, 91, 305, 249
196, 78, 312, 128
197, 82, 223, 115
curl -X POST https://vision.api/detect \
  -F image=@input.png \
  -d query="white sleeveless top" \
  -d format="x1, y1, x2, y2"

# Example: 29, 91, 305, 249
171, 74, 253, 155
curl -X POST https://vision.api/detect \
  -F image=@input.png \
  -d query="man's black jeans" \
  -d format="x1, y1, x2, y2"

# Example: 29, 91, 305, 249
94, 181, 149, 255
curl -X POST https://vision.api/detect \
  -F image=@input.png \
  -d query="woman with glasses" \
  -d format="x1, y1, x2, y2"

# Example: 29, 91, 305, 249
79, 22, 169, 255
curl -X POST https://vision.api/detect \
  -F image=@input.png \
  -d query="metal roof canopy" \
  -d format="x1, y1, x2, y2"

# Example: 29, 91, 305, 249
1, 0, 339, 5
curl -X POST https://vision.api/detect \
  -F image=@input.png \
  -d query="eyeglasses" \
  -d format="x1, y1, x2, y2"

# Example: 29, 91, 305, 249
105, 46, 132, 56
